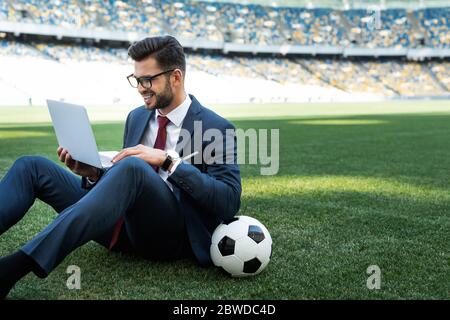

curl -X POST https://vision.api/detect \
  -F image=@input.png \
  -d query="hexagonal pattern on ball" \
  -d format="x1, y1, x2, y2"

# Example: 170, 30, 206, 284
234, 236, 258, 262
243, 258, 262, 274
222, 220, 251, 241
221, 255, 244, 276
210, 243, 225, 267
247, 225, 265, 244
239, 216, 271, 239
217, 236, 235, 256
211, 223, 229, 245
257, 258, 270, 276
256, 238, 272, 262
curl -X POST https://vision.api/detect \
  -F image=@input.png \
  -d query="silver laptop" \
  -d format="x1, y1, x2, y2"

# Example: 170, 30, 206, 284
47, 99, 118, 169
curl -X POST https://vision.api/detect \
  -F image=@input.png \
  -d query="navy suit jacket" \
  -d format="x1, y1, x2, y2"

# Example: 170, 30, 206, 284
117, 94, 241, 266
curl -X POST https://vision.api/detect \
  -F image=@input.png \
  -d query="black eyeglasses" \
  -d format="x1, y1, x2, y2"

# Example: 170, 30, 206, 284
126, 69, 175, 89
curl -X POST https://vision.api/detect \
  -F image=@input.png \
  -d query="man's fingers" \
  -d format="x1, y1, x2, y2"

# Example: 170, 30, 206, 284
59, 148, 68, 162
112, 147, 133, 162
116, 149, 141, 161
65, 153, 75, 169
113, 148, 140, 163
72, 157, 80, 173
64, 153, 71, 166
112, 149, 126, 162
57, 146, 63, 157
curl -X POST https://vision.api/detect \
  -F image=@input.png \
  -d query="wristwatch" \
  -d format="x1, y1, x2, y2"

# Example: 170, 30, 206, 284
160, 150, 180, 172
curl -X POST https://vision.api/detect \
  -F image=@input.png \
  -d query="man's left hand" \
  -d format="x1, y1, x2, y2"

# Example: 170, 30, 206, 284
112, 144, 166, 167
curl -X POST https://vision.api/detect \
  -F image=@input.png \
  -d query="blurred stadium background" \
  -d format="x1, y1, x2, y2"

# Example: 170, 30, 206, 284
1, 0, 450, 299
0, 0, 449, 106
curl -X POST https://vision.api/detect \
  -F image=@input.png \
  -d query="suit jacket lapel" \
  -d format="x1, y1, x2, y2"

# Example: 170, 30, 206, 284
128, 108, 154, 147
176, 95, 202, 157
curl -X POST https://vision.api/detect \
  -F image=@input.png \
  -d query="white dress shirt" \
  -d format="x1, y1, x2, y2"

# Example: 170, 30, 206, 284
140, 94, 192, 190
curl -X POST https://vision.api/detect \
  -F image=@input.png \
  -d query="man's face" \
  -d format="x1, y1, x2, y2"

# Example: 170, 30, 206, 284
134, 56, 174, 110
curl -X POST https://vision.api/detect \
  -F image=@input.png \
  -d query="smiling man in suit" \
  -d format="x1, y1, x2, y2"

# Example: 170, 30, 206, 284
0, 36, 241, 299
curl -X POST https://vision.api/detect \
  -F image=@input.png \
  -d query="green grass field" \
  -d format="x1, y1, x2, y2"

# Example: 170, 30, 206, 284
1, 100, 450, 299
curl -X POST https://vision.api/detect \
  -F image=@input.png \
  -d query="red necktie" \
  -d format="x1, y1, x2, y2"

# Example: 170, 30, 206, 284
109, 115, 171, 250
151, 115, 171, 170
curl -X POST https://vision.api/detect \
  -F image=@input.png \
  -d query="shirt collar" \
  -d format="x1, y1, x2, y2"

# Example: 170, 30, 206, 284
155, 94, 191, 127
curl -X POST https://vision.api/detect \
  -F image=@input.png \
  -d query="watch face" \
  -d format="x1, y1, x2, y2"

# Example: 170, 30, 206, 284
166, 150, 179, 159
161, 153, 174, 171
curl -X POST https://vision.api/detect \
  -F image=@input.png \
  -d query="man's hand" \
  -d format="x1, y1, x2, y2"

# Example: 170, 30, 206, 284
57, 147, 99, 181
112, 144, 166, 167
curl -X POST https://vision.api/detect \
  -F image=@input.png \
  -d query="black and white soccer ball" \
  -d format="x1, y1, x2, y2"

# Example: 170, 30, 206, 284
210, 216, 272, 277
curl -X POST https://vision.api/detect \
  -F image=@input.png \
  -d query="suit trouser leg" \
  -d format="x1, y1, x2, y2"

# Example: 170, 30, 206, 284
21, 156, 187, 277
0, 156, 87, 236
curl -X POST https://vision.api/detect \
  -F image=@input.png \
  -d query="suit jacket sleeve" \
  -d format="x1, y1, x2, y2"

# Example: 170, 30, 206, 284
168, 123, 241, 221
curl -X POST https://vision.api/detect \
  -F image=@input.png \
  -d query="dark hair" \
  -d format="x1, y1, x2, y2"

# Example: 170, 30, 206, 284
128, 36, 186, 74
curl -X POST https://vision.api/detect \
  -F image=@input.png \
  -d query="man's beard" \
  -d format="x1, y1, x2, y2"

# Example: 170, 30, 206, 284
146, 79, 174, 111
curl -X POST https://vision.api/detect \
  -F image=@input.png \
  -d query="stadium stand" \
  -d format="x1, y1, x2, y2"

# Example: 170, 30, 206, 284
279, 7, 344, 46
0, 0, 448, 105
415, 7, 450, 48
342, 8, 411, 48
1, 1, 449, 48
161, 0, 223, 41
429, 61, 450, 91
1, 0, 166, 34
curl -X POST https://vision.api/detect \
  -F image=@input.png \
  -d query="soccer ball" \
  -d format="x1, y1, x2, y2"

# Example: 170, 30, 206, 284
210, 216, 272, 277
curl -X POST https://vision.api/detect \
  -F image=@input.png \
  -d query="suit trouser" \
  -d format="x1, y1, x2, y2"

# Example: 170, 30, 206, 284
0, 155, 190, 277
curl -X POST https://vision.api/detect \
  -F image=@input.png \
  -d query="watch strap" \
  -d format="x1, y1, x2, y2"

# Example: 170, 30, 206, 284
161, 154, 173, 171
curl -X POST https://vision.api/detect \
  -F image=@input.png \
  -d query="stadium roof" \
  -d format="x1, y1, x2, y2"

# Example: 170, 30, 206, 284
196, 0, 449, 9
